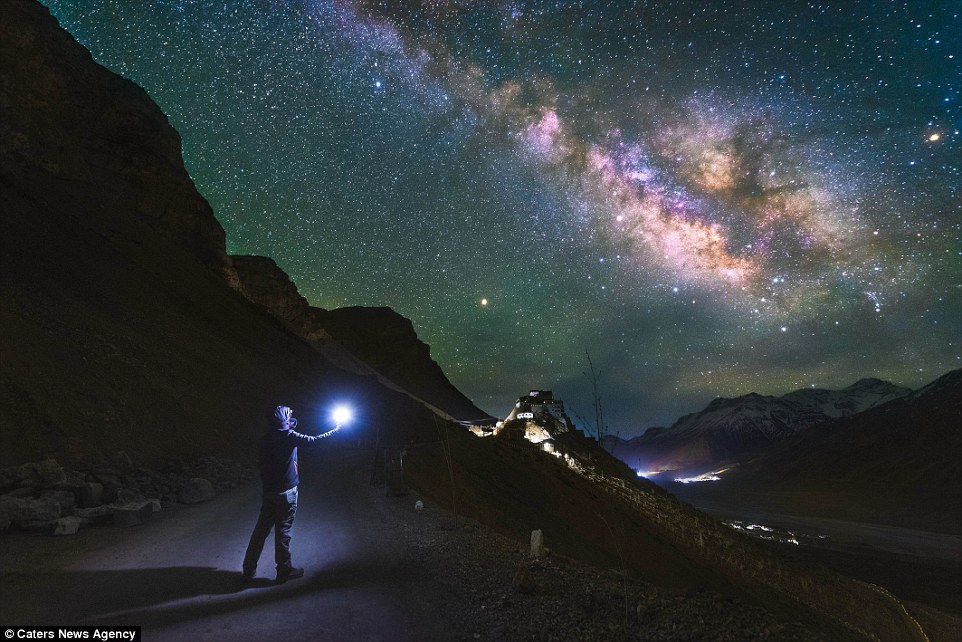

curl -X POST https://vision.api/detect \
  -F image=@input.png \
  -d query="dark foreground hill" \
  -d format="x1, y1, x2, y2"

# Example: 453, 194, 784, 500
0, 0, 468, 466
4, 448, 932, 642
404, 420, 940, 640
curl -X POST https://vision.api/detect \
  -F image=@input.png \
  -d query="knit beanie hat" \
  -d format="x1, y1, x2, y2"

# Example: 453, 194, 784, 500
272, 405, 297, 429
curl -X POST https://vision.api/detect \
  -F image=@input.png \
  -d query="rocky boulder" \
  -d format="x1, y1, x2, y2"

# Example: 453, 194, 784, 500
38, 490, 75, 514
53, 516, 85, 536
2, 496, 61, 530
6, 459, 67, 489
74, 505, 113, 524
1, 454, 254, 535
178, 478, 215, 504
0, 495, 19, 531
111, 501, 153, 527
78, 482, 104, 508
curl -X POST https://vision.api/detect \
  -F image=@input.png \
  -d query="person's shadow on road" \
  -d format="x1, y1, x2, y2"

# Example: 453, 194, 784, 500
5, 566, 249, 623
5, 559, 404, 629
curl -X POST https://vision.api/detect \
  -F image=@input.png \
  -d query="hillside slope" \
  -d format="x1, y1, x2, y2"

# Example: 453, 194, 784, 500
231, 255, 489, 422
405, 422, 928, 640
0, 0, 442, 465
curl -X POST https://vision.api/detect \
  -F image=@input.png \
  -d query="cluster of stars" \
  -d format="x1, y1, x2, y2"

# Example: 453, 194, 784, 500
44, 0, 960, 433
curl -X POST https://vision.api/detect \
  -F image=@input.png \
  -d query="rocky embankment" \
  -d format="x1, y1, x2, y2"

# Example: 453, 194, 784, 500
0, 454, 254, 535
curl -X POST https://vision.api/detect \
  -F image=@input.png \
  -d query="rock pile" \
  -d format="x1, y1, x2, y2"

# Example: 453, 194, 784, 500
0, 453, 254, 535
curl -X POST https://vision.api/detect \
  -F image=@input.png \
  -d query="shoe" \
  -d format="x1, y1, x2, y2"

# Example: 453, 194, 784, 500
275, 567, 305, 584
241, 573, 256, 584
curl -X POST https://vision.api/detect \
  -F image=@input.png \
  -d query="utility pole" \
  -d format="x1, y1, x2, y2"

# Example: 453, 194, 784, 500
583, 349, 607, 442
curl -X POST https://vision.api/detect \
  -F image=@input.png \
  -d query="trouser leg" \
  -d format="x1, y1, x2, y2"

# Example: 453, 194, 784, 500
274, 486, 298, 572
242, 498, 275, 576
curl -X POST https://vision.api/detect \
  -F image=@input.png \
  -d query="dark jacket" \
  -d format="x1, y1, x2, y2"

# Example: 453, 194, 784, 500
258, 427, 321, 492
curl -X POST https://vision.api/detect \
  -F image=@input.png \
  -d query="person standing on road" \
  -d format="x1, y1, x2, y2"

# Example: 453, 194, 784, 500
242, 405, 338, 584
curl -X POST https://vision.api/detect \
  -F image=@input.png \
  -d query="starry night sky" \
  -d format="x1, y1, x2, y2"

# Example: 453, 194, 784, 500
44, 0, 960, 435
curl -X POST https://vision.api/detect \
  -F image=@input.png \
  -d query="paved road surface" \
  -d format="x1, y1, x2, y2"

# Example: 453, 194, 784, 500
0, 450, 457, 641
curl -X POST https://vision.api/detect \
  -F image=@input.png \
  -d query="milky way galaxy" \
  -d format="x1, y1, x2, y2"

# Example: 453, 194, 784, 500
44, 0, 960, 433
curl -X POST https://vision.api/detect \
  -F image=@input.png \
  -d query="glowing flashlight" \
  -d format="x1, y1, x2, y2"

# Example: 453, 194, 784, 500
331, 405, 353, 428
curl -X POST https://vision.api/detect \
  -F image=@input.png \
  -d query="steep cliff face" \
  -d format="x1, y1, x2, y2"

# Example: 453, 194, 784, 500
316, 306, 491, 422
0, 1, 440, 465
317, 306, 432, 377
230, 255, 333, 346
231, 255, 490, 422
0, 0, 230, 274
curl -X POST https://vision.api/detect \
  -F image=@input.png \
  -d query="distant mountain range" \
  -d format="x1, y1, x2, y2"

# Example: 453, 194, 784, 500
605, 369, 961, 534
605, 377, 911, 476
716, 368, 962, 534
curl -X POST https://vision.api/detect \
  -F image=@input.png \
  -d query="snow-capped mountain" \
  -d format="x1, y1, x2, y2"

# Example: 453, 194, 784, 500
606, 378, 911, 475
711, 368, 962, 535
782, 377, 913, 418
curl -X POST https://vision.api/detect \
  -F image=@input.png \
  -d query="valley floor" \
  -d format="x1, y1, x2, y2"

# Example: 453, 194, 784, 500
669, 484, 962, 627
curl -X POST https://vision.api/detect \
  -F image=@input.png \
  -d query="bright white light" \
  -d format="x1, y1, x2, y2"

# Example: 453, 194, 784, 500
636, 470, 661, 478
673, 473, 722, 484
331, 405, 353, 426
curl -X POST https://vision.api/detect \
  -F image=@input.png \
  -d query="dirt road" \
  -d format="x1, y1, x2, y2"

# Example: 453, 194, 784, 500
0, 449, 460, 641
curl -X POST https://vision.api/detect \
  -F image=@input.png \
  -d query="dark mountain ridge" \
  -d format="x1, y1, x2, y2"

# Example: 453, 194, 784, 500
606, 377, 910, 475
718, 368, 962, 535
231, 255, 489, 422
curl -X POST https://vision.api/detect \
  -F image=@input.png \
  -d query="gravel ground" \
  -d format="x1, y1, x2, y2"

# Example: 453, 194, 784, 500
377, 487, 827, 642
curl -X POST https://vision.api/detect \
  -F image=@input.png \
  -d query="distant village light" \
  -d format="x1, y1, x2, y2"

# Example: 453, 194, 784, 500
673, 472, 722, 484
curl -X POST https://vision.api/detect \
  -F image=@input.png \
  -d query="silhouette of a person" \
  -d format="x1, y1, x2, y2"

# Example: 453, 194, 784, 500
242, 405, 337, 584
